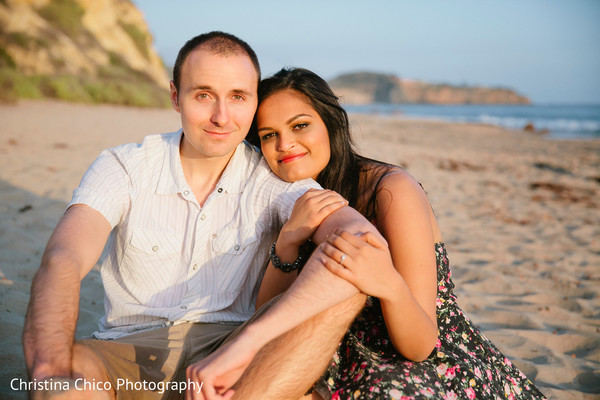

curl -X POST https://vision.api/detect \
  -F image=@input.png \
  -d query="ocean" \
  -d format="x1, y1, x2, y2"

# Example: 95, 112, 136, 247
343, 104, 600, 140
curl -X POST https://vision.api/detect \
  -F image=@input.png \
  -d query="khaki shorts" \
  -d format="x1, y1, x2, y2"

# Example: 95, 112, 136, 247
79, 297, 278, 400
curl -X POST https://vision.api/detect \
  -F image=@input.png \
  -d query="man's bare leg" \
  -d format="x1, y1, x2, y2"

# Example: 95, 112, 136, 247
231, 293, 366, 400
185, 212, 383, 396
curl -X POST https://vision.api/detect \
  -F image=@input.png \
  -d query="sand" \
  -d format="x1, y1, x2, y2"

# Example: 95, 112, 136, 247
1, 100, 599, 399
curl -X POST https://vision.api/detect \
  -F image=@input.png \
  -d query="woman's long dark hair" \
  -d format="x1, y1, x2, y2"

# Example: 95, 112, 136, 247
248, 68, 392, 219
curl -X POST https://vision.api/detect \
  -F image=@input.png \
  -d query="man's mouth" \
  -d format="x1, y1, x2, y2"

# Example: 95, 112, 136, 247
205, 129, 233, 136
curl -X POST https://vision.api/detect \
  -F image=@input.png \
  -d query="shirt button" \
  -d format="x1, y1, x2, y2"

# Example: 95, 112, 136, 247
183, 190, 190, 195
180, 305, 187, 309
217, 188, 223, 193
192, 264, 198, 270
200, 214, 206, 220
234, 244, 240, 251
152, 245, 159, 252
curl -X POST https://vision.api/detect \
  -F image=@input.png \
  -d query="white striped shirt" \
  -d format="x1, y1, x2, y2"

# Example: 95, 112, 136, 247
69, 130, 319, 339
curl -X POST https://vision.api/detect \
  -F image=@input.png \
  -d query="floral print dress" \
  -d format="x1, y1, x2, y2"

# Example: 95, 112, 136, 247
313, 243, 546, 399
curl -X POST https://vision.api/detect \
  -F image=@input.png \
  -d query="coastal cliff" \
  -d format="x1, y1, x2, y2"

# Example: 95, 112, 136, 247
0, 0, 170, 107
329, 72, 531, 105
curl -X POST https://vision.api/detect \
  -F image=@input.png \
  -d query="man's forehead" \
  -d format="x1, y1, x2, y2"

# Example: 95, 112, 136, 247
181, 48, 258, 91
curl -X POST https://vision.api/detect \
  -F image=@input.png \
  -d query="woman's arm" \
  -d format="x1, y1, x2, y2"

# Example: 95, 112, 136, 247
255, 261, 298, 309
256, 189, 347, 308
321, 170, 439, 361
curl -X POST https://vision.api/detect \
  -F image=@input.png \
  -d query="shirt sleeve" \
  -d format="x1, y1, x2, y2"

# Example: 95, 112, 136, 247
68, 149, 131, 229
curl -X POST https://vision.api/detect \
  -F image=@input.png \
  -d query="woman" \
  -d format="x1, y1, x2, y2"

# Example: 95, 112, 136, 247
250, 68, 546, 399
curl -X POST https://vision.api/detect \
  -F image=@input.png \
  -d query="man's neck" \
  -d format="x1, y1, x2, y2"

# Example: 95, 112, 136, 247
179, 144, 237, 207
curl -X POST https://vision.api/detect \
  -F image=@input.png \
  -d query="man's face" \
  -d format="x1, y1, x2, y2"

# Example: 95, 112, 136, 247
171, 47, 258, 161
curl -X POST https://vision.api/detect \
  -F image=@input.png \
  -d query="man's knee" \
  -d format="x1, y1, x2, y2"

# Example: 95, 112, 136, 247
72, 343, 107, 379
70, 343, 114, 398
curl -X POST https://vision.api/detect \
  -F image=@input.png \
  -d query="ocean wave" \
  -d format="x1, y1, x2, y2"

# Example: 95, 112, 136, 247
344, 104, 600, 139
478, 115, 600, 134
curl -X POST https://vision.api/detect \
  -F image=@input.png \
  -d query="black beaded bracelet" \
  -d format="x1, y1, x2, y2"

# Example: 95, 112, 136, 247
269, 241, 305, 273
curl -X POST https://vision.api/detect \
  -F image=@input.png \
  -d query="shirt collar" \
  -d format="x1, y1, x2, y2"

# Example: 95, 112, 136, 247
155, 130, 254, 196
156, 130, 187, 195
215, 140, 256, 195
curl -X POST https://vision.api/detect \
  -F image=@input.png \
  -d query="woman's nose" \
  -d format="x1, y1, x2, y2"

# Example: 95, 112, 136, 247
276, 132, 296, 151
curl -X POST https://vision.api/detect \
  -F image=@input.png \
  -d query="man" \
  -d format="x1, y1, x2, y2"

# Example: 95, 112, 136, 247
23, 31, 376, 399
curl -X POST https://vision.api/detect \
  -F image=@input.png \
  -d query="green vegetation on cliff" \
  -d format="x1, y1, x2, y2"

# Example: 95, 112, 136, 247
0, 0, 170, 107
38, 0, 85, 37
0, 68, 170, 107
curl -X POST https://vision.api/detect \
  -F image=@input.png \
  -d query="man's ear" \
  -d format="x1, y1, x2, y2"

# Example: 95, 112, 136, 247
170, 81, 180, 112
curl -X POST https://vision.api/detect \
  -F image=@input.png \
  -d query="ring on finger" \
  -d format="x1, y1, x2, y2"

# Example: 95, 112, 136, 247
340, 253, 347, 264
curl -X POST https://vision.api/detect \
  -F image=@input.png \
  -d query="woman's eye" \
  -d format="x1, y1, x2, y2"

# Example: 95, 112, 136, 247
260, 132, 276, 141
293, 123, 308, 130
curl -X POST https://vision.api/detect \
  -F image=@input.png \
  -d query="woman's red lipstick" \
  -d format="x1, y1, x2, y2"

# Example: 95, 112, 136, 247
278, 152, 307, 164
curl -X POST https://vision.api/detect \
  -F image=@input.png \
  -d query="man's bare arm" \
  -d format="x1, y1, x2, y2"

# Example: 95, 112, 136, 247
23, 205, 111, 380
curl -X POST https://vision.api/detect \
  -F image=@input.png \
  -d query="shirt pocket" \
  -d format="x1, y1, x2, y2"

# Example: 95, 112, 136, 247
209, 226, 258, 294
129, 228, 182, 256
121, 228, 183, 298
211, 226, 257, 255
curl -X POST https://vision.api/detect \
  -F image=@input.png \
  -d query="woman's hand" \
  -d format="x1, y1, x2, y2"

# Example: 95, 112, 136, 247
320, 230, 400, 301
278, 189, 348, 250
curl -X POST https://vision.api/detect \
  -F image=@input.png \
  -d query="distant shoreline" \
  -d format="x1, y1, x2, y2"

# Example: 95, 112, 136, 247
343, 103, 600, 140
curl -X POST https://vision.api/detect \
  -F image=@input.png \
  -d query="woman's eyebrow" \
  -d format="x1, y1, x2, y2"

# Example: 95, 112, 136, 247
286, 113, 311, 124
258, 114, 313, 133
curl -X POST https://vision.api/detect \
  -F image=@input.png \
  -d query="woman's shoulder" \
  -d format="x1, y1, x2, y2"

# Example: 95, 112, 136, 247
369, 167, 429, 219
375, 166, 424, 196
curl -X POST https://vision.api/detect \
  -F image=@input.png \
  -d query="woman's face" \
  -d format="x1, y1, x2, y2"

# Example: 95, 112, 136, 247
256, 89, 331, 182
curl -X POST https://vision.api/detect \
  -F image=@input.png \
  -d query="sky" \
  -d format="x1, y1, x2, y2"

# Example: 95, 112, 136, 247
131, 0, 600, 104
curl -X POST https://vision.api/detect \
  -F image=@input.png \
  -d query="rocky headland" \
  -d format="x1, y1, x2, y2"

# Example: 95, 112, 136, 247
329, 72, 531, 105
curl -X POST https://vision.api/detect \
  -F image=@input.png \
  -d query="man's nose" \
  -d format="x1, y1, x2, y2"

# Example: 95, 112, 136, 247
210, 100, 230, 127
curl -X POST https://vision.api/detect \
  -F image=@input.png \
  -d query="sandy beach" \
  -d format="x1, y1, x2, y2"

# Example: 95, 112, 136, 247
0, 100, 598, 399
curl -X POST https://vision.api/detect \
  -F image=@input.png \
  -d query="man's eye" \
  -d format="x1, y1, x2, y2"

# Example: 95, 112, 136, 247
293, 123, 308, 130
197, 93, 209, 100
233, 95, 245, 101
